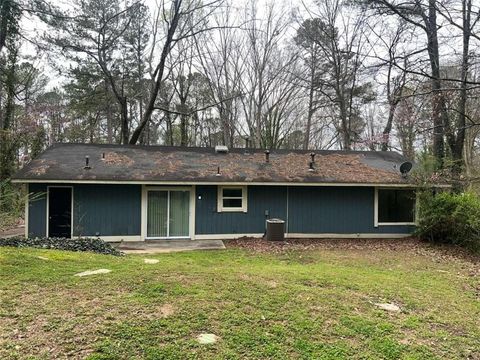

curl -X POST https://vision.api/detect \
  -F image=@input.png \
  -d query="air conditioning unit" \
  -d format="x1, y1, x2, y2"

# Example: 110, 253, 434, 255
266, 218, 285, 241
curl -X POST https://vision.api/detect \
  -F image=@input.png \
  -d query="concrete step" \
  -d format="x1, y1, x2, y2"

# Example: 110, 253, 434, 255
114, 239, 225, 254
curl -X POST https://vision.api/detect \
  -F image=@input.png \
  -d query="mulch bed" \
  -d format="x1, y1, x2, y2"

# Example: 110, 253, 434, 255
225, 237, 480, 265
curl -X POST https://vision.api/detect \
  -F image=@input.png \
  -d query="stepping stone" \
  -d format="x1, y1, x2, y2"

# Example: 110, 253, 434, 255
144, 258, 159, 264
374, 302, 401, 312
37, 256, 49, 261
196, 333, 218, 344
74, 269, 111, 277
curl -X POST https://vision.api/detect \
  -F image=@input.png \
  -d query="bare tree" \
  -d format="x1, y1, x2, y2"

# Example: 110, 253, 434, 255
301, 0, 374, 150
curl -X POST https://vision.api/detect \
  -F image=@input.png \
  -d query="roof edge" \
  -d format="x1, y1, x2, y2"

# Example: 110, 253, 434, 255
12, 178, 449, 187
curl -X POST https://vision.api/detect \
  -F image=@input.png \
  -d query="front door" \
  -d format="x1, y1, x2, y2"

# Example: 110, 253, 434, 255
48, 187, 72, 238
147, 190, 190, 239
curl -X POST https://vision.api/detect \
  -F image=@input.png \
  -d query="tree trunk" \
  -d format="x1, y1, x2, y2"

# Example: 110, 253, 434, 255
449, 0, 471, 176
303, 66, 315, 150
120, 97, 129, 144
381, 103, 397, 151
426, 0, 445, 167
129, 0, 182, 145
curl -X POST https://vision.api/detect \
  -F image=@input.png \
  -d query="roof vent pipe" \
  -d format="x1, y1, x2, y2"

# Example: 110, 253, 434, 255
244, 137, 250, 154
308, 161, 315, 172
84, 155, 91, 169
265, 150, 270, 163
310, 152, 316, 163
216, 166, 221, 176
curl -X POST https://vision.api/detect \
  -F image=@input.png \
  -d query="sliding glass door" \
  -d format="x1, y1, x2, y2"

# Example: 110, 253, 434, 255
147, 189, 190, 239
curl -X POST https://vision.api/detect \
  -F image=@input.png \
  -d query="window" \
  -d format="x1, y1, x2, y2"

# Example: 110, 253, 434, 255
376, 189, 416, 225
218, 186, 247, 212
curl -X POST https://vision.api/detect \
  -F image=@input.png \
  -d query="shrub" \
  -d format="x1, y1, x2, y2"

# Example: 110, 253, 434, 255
416, 191, 480, 251
0, 237, 123, 256
0, 180, 26, 231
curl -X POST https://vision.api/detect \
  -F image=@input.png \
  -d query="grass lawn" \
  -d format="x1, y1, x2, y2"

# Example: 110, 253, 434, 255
0, 242, 479, 359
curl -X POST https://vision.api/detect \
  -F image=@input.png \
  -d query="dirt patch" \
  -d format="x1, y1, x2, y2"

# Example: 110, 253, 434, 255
226, 237, 480, 264
159, 304, 175, 317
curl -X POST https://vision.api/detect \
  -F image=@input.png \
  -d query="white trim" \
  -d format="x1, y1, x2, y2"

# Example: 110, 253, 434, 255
217, 185, 248, 212
377, 222, 416, 226
142, 186, 194, 240
374, 187, 417, 227
24, 184, 29, 238
190, 185, 196, 240
195, 233, 264, 240
46, 186, 74, 238
84, 235, 142, 242
195, 233, 411, 240
141, 185, 147, 241
286, 233, 411, 239
145, 236, 190, 240
285, 186, 289, 235
11, 178, 449, 188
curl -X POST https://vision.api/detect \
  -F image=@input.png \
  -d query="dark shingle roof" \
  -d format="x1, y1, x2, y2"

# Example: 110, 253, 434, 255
12, 143, 414, 184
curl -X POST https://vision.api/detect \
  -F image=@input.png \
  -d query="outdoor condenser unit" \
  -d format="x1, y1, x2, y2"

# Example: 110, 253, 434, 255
265, 218, 285, 241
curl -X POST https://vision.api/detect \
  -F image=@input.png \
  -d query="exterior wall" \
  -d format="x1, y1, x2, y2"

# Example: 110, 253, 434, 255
288, 186, 414, 234
27, 183, 48, 238
26, 184, 142, 239
73, 184, 141, 237
195, 185, 414, 236
195, 185, 287, 235
26, 183, 414, 239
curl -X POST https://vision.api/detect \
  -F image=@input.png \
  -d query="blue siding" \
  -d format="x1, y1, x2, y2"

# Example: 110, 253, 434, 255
73, 184, 141, 236
288, 187, 413, 234
26, 182, 413, 238
28, 183, 47, 237
195, 185, 414, 235
195, 185, 287, 234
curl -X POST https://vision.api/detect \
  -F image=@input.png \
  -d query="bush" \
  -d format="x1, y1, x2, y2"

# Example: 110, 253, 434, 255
0, 180, 26, 231
416, 191, 480, 251
0, 237, 123, 256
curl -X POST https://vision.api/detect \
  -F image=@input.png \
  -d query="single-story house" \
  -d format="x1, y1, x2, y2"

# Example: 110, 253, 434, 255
12, 143, 431, 241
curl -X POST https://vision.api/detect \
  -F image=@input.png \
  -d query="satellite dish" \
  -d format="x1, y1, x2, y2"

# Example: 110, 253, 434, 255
399, 161, 413, 175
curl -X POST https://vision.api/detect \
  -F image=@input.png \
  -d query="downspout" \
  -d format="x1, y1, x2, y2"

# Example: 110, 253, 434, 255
286, 186, 289, 236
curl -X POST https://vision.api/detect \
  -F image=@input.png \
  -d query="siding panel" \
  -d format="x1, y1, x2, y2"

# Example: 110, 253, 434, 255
28, 183, 47, 238
195, 185, 287, 234
288, 186, 413, 234
196, 185, 413, 235
73, 184, 141, 236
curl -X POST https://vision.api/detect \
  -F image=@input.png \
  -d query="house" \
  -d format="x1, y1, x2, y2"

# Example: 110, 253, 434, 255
12, 143, 429, 241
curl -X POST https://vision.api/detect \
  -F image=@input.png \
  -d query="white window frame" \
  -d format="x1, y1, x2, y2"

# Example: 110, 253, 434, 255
374, 187, 417, 227
141, 186, 195, 240
217, 185, 248, 213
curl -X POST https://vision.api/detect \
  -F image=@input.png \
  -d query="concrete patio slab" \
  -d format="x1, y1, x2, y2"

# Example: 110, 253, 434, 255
114, 240, 225, 254
0, 225, 24, 239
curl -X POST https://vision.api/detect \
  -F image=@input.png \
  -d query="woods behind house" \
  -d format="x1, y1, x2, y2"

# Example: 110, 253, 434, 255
1, 0, 480, 191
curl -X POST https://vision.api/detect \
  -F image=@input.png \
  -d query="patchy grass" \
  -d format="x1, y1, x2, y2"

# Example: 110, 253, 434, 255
0, 244, 479, 359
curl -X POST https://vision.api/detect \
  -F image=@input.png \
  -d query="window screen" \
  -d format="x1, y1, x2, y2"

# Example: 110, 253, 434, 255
378, 189, 416, 223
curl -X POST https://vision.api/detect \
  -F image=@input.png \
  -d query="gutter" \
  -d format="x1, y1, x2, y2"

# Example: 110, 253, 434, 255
10, 179, 450, 188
